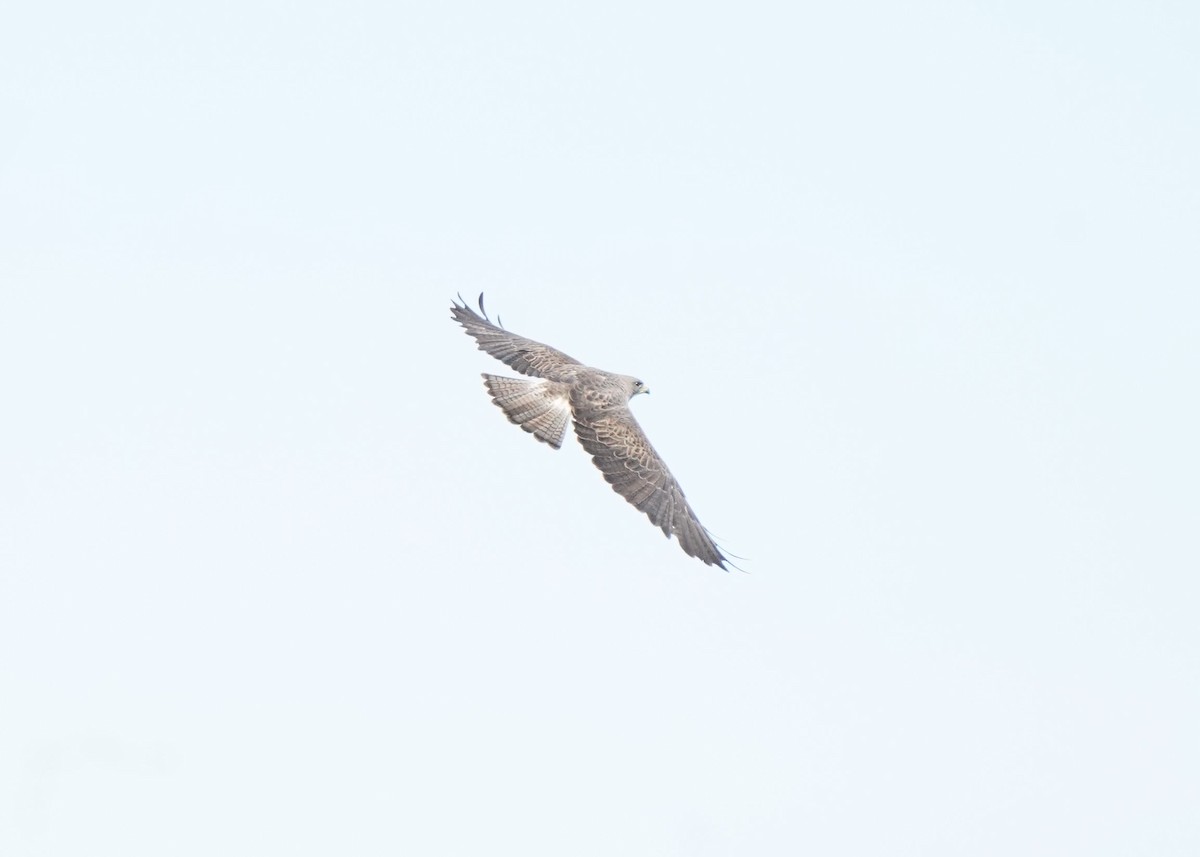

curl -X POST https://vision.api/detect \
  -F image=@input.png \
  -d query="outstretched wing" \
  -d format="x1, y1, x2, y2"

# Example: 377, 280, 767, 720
571, 401, 730, 570
451, 293, 583, 380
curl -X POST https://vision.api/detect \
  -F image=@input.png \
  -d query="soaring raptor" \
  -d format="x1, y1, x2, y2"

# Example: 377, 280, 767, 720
451, 294, 731, 570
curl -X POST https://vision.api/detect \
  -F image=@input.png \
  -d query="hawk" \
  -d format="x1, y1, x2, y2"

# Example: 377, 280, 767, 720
451, 294, 732, 570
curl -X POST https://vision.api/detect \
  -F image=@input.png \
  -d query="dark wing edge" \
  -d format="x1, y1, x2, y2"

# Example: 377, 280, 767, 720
450, 293, 583, 379
571, 405, 733, 571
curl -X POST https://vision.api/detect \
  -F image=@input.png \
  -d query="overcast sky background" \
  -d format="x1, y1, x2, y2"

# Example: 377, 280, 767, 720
2, 1, 1197, 855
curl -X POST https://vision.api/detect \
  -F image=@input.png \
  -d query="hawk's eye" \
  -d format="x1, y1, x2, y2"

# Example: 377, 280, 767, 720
634, 380, 642, 387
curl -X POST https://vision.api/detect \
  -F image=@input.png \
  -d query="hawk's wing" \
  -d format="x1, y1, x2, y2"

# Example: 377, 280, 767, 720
571, 401, 729, 569
451, 294, 582, 379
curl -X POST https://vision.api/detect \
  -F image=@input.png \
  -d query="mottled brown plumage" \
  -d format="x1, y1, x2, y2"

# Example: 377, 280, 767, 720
451, 294, 731, 570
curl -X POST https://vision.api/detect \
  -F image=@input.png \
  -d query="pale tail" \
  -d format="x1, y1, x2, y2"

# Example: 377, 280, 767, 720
482, 374, 571, 449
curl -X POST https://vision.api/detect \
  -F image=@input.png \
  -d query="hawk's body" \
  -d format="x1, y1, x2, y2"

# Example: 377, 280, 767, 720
451, 294, 730, 570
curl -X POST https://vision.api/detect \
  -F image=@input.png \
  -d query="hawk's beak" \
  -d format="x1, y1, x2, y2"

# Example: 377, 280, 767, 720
643, 387, 651, 395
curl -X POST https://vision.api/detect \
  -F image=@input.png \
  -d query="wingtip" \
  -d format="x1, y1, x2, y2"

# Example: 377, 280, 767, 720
716, 547, 749, 574
721, 556, 749, 574
451, 292, 473, 320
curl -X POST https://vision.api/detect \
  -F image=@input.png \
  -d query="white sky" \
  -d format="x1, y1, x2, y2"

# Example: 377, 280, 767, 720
2, 1, 1198, 854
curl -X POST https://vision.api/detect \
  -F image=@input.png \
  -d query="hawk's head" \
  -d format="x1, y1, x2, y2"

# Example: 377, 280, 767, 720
628, 377, 650, 398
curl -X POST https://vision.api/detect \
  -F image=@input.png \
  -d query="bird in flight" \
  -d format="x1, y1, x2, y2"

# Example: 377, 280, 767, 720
451, 293, 732, 570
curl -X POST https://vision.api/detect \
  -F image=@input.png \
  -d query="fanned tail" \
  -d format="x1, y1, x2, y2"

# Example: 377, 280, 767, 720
482, 374, 571, 449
